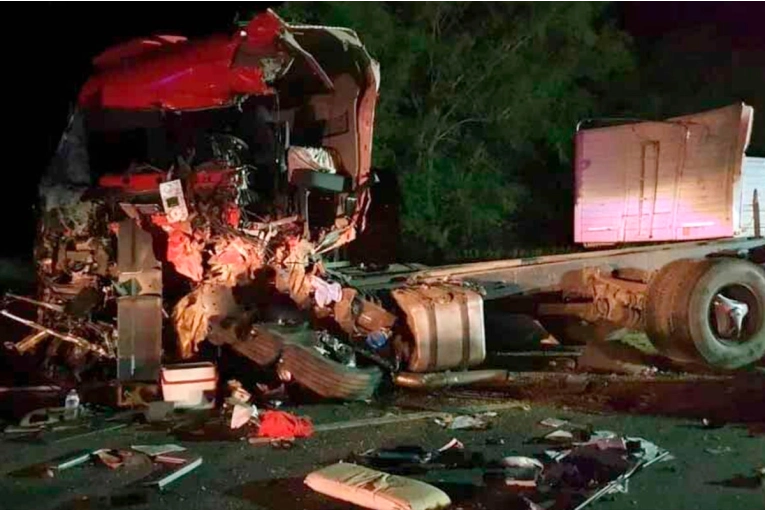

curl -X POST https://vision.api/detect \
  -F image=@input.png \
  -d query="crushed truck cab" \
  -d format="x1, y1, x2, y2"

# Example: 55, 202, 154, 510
32, 11, 392, 394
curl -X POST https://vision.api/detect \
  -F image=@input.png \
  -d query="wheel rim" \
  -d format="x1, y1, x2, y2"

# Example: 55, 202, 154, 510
708, 284, 760, 343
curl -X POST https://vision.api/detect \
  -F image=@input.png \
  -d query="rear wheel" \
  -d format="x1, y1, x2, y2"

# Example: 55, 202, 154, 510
647, 258, 765, 369
645, 259, 713, 362
677, 258, 765, 369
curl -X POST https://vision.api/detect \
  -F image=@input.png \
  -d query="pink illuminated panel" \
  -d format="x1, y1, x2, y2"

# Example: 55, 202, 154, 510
575, 103, 754, 244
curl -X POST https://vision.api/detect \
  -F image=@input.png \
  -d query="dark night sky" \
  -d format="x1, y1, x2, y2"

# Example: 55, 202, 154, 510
623, 2, 765, 42
0, 2, 762, 259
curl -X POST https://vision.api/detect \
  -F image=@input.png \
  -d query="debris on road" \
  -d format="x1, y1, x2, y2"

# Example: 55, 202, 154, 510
50, 450, 94, 473
484, 455, 546, 490
230, 404, 257, 429
131, 444, 187, 457
93, 448, 134, 470
18, 406, 78, 429
540, 417, 570, 428
313, 411, 451, 433
254, 410, 314, 439
434, 412, 496, 430
144, 401, 175, 423
304, 462, 452, 510
705, 446, 734, 455
141, 454, 203, 490
543, 429, 575, 443
342, 422, 673, 509
355, 438, 478, 475
502, 456, 545, 470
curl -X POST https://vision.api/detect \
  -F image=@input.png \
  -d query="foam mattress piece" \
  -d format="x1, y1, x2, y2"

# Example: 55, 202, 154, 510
304, 462, 451, 510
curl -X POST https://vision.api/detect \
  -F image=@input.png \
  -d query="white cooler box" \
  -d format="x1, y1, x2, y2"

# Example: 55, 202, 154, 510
160, 362, 218, 408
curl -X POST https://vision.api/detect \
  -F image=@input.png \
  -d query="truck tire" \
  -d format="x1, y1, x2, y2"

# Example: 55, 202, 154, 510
230, 326, 284, 367
672, 258, 765, 369
645, 258, 712, 362
281, 344, 382, 401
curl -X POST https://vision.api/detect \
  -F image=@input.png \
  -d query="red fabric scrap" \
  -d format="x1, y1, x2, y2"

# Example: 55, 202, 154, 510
256, 410, 314, 439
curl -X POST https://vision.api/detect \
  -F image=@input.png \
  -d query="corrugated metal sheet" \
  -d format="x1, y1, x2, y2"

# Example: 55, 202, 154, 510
738, 157, 765, 237
575, 103, 753, 244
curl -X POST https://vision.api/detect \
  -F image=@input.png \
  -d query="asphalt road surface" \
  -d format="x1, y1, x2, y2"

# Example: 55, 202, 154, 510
1, 374, 763, 510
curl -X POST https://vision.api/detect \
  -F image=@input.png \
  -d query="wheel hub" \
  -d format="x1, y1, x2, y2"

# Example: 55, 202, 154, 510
712, 293, 749, 339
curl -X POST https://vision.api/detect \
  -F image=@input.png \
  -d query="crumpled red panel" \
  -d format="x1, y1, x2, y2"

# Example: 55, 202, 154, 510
256, 410, 314, 439
208, 236, 263, 286
224, 205, 241, 228
166, 229, 204, 282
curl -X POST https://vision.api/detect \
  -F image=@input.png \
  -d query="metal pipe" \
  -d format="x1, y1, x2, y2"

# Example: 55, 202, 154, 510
5, 293, 64, 313
393, 370, 509, 389
0, 309, 111, 358
10, 330, 49, 353
754, 189, 761, 238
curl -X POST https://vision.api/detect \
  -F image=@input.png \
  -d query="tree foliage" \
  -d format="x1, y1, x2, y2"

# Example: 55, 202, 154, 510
282, 2, 634, 263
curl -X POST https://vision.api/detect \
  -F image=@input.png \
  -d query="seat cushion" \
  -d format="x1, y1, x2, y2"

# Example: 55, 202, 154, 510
304, 462, 451, 510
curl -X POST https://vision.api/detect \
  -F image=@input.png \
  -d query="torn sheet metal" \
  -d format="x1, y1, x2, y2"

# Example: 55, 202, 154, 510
1, 309, 112, 358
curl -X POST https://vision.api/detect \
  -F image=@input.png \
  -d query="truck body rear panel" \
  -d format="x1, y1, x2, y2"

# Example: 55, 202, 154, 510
575, 103, 756, 244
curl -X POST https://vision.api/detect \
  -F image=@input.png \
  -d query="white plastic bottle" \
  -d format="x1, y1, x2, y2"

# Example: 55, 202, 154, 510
64, 389, 80, 420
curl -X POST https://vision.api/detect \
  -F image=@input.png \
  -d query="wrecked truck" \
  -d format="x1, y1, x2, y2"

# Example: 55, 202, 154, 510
25, 10, 401, 399
8, 11, 765, 404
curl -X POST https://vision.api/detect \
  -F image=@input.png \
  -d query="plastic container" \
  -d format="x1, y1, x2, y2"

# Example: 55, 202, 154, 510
64, 389, 80, 420
160, 362, 218, 408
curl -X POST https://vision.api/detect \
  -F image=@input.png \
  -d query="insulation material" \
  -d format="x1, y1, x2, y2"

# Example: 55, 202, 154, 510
172, 284, 239, 359
304, 463, 451, 510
